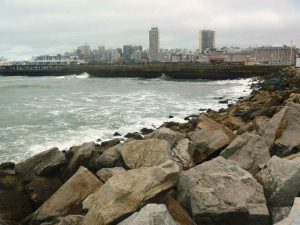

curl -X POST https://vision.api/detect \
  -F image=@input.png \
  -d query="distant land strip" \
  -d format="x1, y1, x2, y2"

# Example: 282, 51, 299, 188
0, 64, 285, 79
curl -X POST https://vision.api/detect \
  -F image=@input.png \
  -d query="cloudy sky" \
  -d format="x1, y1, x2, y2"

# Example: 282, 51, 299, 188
0, 0, 299, 60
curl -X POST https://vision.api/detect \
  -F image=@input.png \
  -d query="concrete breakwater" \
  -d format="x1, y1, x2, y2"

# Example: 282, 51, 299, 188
1, 67, 300, 225
0, 64, 284, 79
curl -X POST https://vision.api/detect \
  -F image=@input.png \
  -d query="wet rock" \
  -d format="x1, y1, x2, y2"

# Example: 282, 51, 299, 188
82, 160, 180, 225
164, 195, 196, 225
96, 167, 126, 183
124, 132, 143, 140
171, 138, 194, 169
120, 139, 171, 169
30, 167, 103, 223
100, 138, 121, 150
199, 108, 207, 111
117, 204, 178, 225
255, 156, 300, 207
0, 190, 33, 222
221, 132, 270, 175
188, 115, 236, 162
113, 132, 121, 136
140, 127, 154, 135
275, 198, 300, 225
25, 176, 63, 209
168, 115, 174, 118
184, 115, 198, 121
15, 147, 66, 180
219, 99, 229, 104
177, 157, 269, 225
144, 127, 184, 148
262, 102, 300, 157
0, 162, 15, 171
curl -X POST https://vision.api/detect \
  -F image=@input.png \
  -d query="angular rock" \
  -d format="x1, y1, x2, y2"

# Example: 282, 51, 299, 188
124, 132, 143, 140
30, 167, 103, 223
62, 142, 101, 179
270, 207, 291, 224
164, 195, 196, 225
96, 167, 126, 183
25, 176, 63, 208
275, 198, 300, 225
188, 115, 236, 162
223, 116, 246, 131
221, 132, 270, 175
171, 138, 194, 169
40, 215, 84, 225
82, 160, 180, 225
177, 157, 269, 225
255, 156, 300, 207
15, 148, 66, 180
0, 190, 33, 222
117, 204, 178, 225
144, 127, 184, 147
262, 102, 300, 157
120, 139, 171, 169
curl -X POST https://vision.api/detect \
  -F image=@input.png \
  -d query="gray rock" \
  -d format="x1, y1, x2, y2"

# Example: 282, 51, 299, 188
82, 160, 180, 225
120, 139, 171, 169
117, 204, 178, 225
177, 157, 269, 225
30, 167, 103, 223
92, 143, 123, 169
262, 102, 300, 157
221, 132, 270, 175
188, 115, 236, 162
171, 138, 194, 169
275, 198, 300, 225
15, 148, 66, 180
40, 215, 84, 225
255, 156, 300, 207
96, 167, 126, 182
270, 207, 292, 224
144, 127, 184, 148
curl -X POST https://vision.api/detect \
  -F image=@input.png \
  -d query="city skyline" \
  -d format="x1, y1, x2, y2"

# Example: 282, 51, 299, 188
0, 0, 300, 60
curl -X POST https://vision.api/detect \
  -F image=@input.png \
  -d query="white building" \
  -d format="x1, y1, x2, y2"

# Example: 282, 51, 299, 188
149, 27, 160, 61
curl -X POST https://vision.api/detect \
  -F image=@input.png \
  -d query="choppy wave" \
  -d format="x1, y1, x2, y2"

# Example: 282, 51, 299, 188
55, 72, 90, 80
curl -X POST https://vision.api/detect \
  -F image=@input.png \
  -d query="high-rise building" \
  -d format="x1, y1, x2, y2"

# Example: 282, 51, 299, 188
149, 27, 160, 61
199, 30, 215, 53
78, 44, 91, 56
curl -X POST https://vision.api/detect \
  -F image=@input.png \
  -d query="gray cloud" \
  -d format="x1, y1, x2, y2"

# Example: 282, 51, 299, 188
0, 0, 299, 60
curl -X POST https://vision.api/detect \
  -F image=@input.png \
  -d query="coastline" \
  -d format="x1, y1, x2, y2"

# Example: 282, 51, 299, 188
1, 66, 300, 225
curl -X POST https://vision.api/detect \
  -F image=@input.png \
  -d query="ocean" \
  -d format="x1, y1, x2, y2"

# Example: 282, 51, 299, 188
0, 73, 252, 162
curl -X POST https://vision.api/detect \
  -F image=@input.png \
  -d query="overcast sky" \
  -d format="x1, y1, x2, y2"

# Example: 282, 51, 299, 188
0, 0, 299, 60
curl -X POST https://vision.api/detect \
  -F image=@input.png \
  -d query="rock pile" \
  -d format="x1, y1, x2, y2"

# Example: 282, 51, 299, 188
1, 67, 300, 225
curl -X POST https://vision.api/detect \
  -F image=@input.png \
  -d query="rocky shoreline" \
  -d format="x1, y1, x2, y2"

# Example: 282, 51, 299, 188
1, 67, 300, 225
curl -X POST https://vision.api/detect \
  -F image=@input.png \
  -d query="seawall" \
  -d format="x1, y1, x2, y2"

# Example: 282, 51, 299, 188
0, 64, 284, 79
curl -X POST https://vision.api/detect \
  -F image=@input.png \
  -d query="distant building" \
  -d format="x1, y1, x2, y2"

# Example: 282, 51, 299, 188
78, 44, 91, 56
199, 30, 215, 53
149, 27, 160, 61
123, 45, 143, 61
254, 46, 297, 65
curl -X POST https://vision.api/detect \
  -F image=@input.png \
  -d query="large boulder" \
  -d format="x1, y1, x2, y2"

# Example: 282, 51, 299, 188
177, 157, 269, 225
117, 204, 178, 225
0, 190, 33, 222
144, 127, 184, 147
15, 148, 66, 180
255, 156, 300, 207
119, 139, 171, 169
189, 115, 236, 162
171, 138, 194, 169
25, 176, 62, 209
275, 198, 300, 225
30, 167, 103, 224
262, 102, 300, 157
96, 167, 126, 183
61, 142, 102, 179
270, 207, 292, 224
82, 160, 180, 225
221, 132, 270, 175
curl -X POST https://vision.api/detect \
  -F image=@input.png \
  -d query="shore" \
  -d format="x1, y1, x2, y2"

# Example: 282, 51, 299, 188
1, 66, 300, 225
